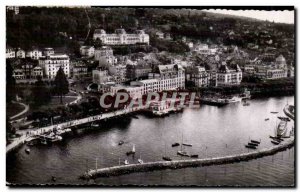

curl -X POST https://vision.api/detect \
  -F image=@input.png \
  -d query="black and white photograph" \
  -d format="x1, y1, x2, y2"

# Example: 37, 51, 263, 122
5, 6, 295, 187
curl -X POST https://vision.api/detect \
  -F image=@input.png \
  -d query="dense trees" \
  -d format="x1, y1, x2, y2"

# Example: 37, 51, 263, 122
53, 67, 69, 104
6, 61, 16, 103
31, 76, 51, 106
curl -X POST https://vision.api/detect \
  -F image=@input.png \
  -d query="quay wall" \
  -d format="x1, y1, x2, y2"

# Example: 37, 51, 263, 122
81, 138, 294, 179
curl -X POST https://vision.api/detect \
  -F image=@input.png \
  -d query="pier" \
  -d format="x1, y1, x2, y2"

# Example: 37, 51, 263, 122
6, 106, 146, 153
81, 138, 294, 179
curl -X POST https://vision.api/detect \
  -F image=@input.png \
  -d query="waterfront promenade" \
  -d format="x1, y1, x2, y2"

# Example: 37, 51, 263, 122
6, 106, 145, 153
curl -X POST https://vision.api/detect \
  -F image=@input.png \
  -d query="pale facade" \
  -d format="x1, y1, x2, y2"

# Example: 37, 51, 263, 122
26, 49, 43, 60
39, 54, 70, 79
216, 63, 243, 86
93, 29, 149, 45
80, 46, 95, 58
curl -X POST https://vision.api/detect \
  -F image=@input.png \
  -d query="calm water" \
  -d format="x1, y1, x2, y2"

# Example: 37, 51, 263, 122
7, 96, 295, 186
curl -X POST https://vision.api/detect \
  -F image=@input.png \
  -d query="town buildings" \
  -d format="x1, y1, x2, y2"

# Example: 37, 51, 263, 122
92, 68, 110, 84
93, 29, 150, 45
6, 46, 16, 59
216, 63, 243, 86
131, 64, 185, 95
16, 48, 26, 58
26, 48, 43, 60
126, 62, 152, 79
80, 46, 95, 58
39, 54, 70, 79
190, 66, 209, 87
94, 46, 116, 65
43, 48, 55, 56
71, 61, 88, 80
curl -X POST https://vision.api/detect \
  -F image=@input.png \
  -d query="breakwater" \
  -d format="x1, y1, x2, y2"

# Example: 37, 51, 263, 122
81, 138, 294, 179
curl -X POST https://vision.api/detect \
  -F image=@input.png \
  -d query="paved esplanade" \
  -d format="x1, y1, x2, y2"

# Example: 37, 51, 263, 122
6, 106, 145, 153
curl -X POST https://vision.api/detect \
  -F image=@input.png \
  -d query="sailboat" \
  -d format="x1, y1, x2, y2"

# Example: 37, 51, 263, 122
126, 144, 136, 156
177, 134, 189, 157
137, 153, 143, 164
124, 159, 129, 165
276, 120, 288, 137
162, 143, 172, 161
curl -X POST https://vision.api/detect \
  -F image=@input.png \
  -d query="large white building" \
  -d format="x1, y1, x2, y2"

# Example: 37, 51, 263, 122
93, 29, 149, 45
131, 64, 185, 95
39, 54, 70, 79
216, 63, 242, 86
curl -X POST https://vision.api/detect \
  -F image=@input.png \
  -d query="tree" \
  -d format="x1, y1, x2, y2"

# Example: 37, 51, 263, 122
53, 67, 69, 104
31, 76, 51, 106
6, 60, 16, 103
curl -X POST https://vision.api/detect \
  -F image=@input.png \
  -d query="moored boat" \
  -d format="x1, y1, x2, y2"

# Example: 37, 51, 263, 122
248, 142, 258, 147
162, 156, 172, 161
271, 140, 280, 145
177, 150, 189, 157
124, 159, 129, 165
245, 145, 256, 149
172, 143, 180, 147
250, 140, 260, 144
182, 143, 192, 147
190, 154, 198, 158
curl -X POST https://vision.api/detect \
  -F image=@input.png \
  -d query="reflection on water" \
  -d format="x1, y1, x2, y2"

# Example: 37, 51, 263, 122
7, 96, 295, 186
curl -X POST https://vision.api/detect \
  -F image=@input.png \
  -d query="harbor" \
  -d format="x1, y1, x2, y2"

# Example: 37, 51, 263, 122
6, 96, 294, 185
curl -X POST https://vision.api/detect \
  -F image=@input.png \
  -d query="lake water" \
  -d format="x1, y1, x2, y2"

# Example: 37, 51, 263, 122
6, 96, 295, 186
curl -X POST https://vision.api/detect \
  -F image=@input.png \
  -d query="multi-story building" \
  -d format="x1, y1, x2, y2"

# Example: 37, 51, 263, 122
108, 64, 127, 84
71, 61, 88, 80
80, 46, 95, 58
26, 49, 43, 60
16, 48, 25, 58
110, 84, 143, 99
126, 63, 152, 80
190, 66, 209, 87
93, 29, 149, 45
131, 64, 185, 95
92, 68, 110, 84
32, 66, 43, 78
216, 63, 242, 86
6, 6, 19, 15
6, 46, 15, 59
266, 69, 287, 79
94, 46, 116, 65
43, 48, 55, 56
39, 54, 70, 79
12, 69, 25, 80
